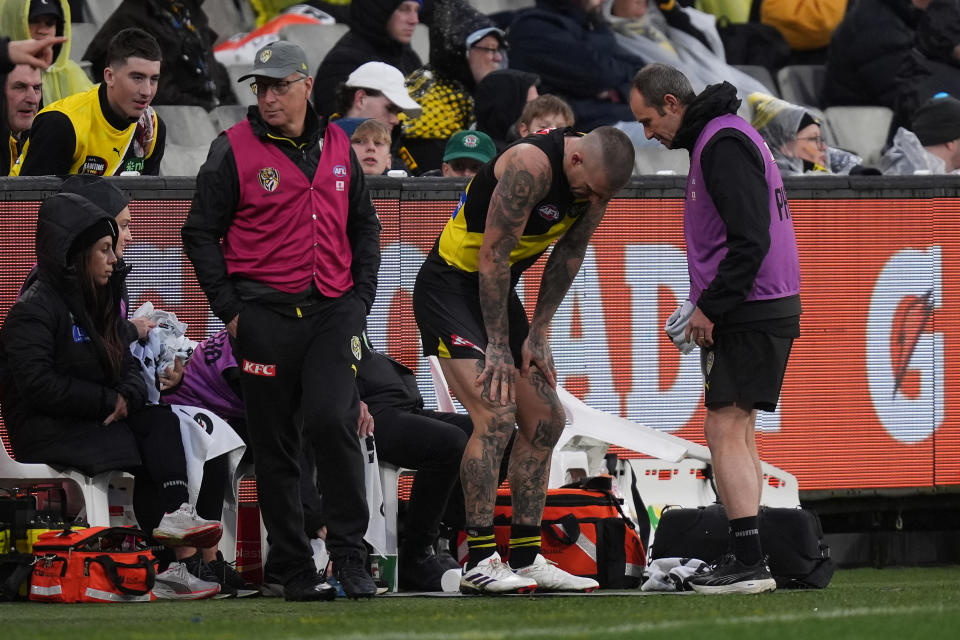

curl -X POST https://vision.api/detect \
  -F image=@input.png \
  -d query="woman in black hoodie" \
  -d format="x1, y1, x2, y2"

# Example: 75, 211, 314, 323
0, 193, 220, 550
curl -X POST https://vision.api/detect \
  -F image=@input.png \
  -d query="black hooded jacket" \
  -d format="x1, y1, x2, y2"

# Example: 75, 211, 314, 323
673, 82, 797, 326
311, 0, 423, 116
0, 194, 147, 454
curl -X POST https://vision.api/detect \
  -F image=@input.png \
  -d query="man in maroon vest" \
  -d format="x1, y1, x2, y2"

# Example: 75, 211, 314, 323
182, 41, 382, 601
630, 63, 801, 595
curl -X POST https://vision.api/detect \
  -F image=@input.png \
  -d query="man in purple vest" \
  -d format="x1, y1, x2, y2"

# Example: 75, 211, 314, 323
182, 41, 382, 601
630, 63, 801, 595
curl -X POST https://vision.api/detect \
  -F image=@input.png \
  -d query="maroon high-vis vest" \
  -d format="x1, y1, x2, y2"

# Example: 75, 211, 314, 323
224, 119, 354, 297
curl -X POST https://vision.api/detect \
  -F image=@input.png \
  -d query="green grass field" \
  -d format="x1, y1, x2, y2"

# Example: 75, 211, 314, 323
3, 567, 960, 639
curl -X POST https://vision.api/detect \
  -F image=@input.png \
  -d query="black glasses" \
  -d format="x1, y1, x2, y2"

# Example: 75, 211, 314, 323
471, 44, 505, 55
250, 76, 306, 97
796, 135, 826, 147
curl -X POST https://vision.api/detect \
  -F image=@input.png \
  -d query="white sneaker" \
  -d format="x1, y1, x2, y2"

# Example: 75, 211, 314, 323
153, 503, 223, 548
460, 552, 538, 595
153, 562, 221, 600
512, 554, 599, 592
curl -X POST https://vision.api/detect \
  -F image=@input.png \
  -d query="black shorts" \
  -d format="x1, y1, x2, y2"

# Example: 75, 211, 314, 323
413, 253, 529, 362
700, 327, 795, 412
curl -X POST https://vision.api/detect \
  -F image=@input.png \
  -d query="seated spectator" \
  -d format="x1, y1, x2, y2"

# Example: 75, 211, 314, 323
749, 92, 865, 175
474, 69, 540, 152
421, 129, 497, 177
82, 0, 236, 111
758, 0, 849, 65
0, 191, 224, 599
516, 94, 576, 138
404, 0, 507, 173
604, 0, 774, 98
312, 0, 422, 117
14, 28, 167, 176
882, 94, 960, 174
0, 0, 93, 103
350, 118, 393, 175
823, 0, 960, 131
2, 64, 41, 175
507, 0, 644, 130
333, 62, 423, 128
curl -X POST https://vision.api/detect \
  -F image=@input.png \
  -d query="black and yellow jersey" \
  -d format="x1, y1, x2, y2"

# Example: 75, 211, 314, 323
436, 127, 589, 279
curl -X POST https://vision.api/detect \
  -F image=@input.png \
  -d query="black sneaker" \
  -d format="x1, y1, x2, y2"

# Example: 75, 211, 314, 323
208, 551, 260, 598
333, 555, 377, 599
181, 552, 232, 599
284, 569, 337, 602
688, 553, 776, 595
398, 545, 448, 591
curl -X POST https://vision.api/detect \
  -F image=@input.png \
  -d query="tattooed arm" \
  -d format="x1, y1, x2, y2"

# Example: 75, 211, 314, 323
476, 144, 552, 406
522, 199, 608, 387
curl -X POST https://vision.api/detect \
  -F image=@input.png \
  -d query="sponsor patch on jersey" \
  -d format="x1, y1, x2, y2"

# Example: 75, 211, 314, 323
123, 157, 145, 173
242, 359, 276, 376
71, 325, 90, 343
336, 180, 344, 191
333, 164, 347, 177
537, 203, 561, 221
351, 335, 362, 360
450, 334, 485, 355
258, 167, 279, 192
79, 155, 107, 176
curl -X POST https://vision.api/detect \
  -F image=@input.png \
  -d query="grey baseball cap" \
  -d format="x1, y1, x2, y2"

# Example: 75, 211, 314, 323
237, 41, 310, 82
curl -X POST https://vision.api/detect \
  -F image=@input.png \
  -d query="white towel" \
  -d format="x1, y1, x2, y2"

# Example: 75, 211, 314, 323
641, 557, 708, 592
664, 300, 696, 355
171, 405, 246, 505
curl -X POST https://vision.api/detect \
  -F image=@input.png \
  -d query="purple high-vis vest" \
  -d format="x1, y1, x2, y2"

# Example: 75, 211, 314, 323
685, 114, 800, 305
163, 329, 244, 420
224, 119, 354, 296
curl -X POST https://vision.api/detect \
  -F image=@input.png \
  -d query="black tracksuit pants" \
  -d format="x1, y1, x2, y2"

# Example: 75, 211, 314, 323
234, 296, 368, 584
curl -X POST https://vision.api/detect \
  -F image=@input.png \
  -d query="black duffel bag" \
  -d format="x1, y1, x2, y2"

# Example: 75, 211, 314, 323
650, 503, 835, 589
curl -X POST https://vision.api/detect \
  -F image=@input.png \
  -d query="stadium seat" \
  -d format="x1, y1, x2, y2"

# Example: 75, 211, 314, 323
69, 23, 98, 63
203, 0, 257, 46
734, 65, 779, 97
472, 0, 537, 14
153, 105, 218, 148
823, 105, 894, 167
278, 22, 349, 73
0, 432, 113, 527
209, 104, 249, 134
633, 146, 690, 176
83, 0, 122, 27
776, 65, 826, 109
159, 143, 210, 177
410, 23, 429, 63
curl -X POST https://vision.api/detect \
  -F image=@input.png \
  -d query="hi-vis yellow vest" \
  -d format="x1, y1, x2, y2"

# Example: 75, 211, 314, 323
13, 85, 159, 176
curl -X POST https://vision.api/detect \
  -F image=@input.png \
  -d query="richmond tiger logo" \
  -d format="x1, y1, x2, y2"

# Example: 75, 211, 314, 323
258, 167, 279, 192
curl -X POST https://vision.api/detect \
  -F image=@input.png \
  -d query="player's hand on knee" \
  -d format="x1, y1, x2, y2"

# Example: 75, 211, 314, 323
520, 334, 557, 389
356, 401, 375, 437
476, 342, 516, 406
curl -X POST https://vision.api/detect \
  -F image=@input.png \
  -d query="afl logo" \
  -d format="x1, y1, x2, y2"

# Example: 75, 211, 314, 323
333, 165, 347, 177
537, 204, 561, 221
258, 167, 279, 192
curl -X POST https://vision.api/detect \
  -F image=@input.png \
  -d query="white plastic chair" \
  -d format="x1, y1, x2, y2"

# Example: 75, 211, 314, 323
0, 435, 112, 527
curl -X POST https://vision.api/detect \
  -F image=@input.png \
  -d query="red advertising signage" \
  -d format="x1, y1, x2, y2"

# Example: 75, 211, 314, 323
1, 193, 957, 494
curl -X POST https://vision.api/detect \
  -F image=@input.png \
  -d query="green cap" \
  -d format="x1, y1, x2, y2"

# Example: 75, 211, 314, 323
443, 130, 496, 164
237, 41, 310, 82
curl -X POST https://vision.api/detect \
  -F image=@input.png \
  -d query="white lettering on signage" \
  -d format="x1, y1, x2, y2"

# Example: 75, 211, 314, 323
867, 246, 943, 443
623, 244, 701, 432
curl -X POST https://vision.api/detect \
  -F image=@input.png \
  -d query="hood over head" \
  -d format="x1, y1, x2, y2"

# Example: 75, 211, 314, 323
35, 192, 118, 287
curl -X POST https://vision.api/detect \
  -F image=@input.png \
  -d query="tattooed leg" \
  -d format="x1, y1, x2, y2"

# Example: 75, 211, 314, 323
438, 357, 518, 528
510, 369, 565, 526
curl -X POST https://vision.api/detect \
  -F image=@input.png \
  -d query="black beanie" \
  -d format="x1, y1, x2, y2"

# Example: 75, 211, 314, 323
797, 111, 819, 132
69, 218, 118, 262
59, 175, 130, 218
911, 95, 960, 147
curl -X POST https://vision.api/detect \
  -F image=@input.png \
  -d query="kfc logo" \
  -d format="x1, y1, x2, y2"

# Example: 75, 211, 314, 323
243, 359, 277, 376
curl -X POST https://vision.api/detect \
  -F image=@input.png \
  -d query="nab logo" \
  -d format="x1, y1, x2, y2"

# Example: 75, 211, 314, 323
333, 164, 347, 177
243, 359, 276, 377
537, 204, 561, 221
